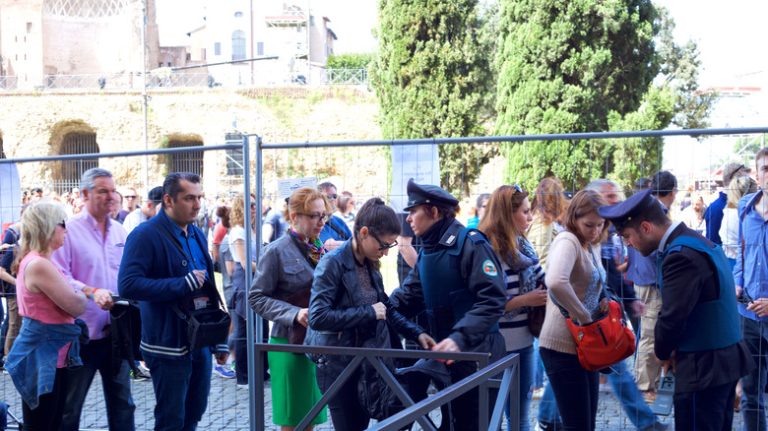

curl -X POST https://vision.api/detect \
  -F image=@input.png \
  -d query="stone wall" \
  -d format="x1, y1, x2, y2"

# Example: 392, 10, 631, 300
0, 86, 388, 202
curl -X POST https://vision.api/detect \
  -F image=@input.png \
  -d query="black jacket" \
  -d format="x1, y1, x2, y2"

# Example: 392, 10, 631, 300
655, 223, 752, 392
306, 240, 425, 357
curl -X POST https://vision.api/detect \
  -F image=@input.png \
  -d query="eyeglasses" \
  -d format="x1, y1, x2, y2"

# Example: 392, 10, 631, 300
326, 194, 338, 200
300, 213, 329, 223
58, 221, 66, 229
125, 195, 137, 199
370, 231, 398, 251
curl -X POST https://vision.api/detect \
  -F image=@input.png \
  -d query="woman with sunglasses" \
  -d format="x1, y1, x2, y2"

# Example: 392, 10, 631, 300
306, 197, 435, 431
478, 185, 547, 431
5, 202, 88, 429
249, 187, 329, 430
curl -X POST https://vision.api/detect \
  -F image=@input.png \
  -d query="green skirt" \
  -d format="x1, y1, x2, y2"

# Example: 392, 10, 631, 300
268, 337, 327, 426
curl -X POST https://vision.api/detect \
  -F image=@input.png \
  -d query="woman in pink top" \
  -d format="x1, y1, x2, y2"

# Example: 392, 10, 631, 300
8, 201, 87, 430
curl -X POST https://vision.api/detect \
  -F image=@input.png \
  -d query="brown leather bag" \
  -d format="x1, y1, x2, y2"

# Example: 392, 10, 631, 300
285, 288, 311, 345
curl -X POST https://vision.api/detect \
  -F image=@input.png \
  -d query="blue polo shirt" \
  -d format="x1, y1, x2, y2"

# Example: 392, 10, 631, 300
168, 214, 210, 277
319, 215, 352, 243
625, 246, 657, 286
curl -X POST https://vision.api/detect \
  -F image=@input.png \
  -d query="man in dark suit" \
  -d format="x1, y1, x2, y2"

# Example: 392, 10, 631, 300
599, 189, 753, 431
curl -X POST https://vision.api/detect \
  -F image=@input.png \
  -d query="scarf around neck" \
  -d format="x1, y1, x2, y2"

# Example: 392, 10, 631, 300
288, 228, 326, 266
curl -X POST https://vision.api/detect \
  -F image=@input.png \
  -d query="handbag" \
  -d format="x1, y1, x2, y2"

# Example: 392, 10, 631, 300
284, 288, 311, 345
159, 225, 231, 351
564, 300, 636, 372
527, 305, 546, 337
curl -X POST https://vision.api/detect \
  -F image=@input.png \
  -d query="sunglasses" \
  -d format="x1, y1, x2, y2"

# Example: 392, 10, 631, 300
301, 213, 329, 223
370, 231, 398, 251
326, 194, 338, 200
58, 220, 67, 229
125, 195, 137, 199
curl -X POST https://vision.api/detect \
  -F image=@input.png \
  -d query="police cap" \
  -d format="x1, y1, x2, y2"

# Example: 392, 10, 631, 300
403, 178, 459, 211
597, 189, 658, 231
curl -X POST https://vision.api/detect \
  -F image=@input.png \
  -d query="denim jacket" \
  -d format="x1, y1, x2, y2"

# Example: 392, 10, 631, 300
5, 317, 84, 409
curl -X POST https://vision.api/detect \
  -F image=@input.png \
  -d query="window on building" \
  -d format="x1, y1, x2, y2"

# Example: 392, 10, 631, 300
167, 136, 204, 176
186, 52, 191, 61
234, 11, 243, 18
57, 132, 99, 194
0, 135, 5, 159
214, 42, 221, 56
310, 15, 315, 26
257, 42, 264, 56
26, 22, 32, 33
201, 48, 206, 60
225, 133, 244, 176
231, 30, 246, 61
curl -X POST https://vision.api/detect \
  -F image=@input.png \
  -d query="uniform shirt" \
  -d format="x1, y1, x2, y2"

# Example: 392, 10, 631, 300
52, 211, 127, 340
625, 246, 657, 286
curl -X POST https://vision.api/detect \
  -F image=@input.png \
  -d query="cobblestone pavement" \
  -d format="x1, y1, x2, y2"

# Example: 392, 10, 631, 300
0, 369, 746, 430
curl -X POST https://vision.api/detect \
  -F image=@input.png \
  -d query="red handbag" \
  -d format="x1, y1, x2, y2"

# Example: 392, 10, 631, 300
565, 300, 636, 372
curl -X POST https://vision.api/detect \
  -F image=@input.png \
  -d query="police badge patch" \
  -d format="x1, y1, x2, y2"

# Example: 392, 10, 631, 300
481, 259, 498, 277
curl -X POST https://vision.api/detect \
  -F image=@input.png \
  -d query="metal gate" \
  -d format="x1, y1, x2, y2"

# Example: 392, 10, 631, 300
168, 139, 204, 175
55, 132, 99, 194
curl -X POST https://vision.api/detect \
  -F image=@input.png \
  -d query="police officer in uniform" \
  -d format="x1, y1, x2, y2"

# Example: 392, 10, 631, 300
599, 189, 752, 431
390, 179, 506, 431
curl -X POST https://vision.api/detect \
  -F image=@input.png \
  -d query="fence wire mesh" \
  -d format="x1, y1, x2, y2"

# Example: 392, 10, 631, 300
0, 127, 767, 430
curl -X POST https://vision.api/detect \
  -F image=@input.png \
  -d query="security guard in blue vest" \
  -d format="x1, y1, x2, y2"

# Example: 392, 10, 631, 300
390, 179, 506, 431
599, 189, 752, 431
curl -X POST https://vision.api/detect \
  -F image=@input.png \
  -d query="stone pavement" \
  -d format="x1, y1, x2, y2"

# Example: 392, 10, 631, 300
0, 369, 746, 430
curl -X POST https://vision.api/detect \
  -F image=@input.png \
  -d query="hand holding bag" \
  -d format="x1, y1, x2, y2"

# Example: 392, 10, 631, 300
564, 300, 636, 372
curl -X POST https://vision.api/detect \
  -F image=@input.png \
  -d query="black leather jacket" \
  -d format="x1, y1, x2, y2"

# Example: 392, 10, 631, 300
306, 240, 425, 355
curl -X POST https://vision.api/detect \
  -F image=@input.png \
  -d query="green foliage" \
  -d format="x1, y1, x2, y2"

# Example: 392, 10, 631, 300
372, 0, 497, 197
732, 135, 768, 166
326, 53, 375, 69
606, 86, 676, 191
495, 0, 660, 189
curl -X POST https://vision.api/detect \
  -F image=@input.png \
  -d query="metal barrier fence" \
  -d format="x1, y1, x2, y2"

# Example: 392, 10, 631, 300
0, 68, 368, 92
251, 344, 520, 431
2, 126, 768, 430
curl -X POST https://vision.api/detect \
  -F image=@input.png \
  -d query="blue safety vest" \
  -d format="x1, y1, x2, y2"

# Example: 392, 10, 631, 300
417, 228, 500, 341
658, 235, 741, 352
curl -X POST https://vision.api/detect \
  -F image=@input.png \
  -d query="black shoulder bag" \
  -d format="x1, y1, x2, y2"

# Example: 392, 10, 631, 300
160, 226, 231, 350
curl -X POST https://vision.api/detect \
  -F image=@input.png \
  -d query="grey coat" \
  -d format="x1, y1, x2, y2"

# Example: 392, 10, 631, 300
248, 234, 314, 339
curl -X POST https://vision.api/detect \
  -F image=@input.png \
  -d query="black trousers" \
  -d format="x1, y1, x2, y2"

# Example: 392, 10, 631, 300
673, 380, 738, 431
540, 347, 599, 431
21, 368, 66, 431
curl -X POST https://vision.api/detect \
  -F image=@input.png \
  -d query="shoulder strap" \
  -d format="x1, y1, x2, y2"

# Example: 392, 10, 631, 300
327, 217, 349, 240
156, 224, 226, 313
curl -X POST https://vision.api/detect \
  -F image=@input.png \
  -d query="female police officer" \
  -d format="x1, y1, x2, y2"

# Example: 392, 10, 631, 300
390, 179, 507, 431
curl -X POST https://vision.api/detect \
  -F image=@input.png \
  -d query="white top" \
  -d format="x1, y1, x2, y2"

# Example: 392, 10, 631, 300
228, 226, 256, 264
719, 207, 740, 259
123, 208, 148, 235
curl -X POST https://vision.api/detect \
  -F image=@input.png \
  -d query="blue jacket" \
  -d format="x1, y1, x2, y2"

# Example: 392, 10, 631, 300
118, 210, 227, 359
319, 215, 352, 243
6, 317, 84, 409
704, 192, 727, 245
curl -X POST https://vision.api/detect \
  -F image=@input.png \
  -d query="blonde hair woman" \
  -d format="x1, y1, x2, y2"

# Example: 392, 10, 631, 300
6, 202, 87, 430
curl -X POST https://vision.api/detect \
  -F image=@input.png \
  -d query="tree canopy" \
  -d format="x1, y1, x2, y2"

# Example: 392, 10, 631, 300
371, 0, 497, 197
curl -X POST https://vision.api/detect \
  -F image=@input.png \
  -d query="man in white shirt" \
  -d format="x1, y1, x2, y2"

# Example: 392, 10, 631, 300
123, 186, 163, 235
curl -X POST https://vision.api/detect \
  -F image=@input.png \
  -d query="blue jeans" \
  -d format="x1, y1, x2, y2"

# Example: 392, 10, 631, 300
60, 337, 136, 431
607, 359, 660, 430
533, 338, 545, 388
741, 316, 768, 431
506, 345, 534, 431
144, 347, 213, 431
